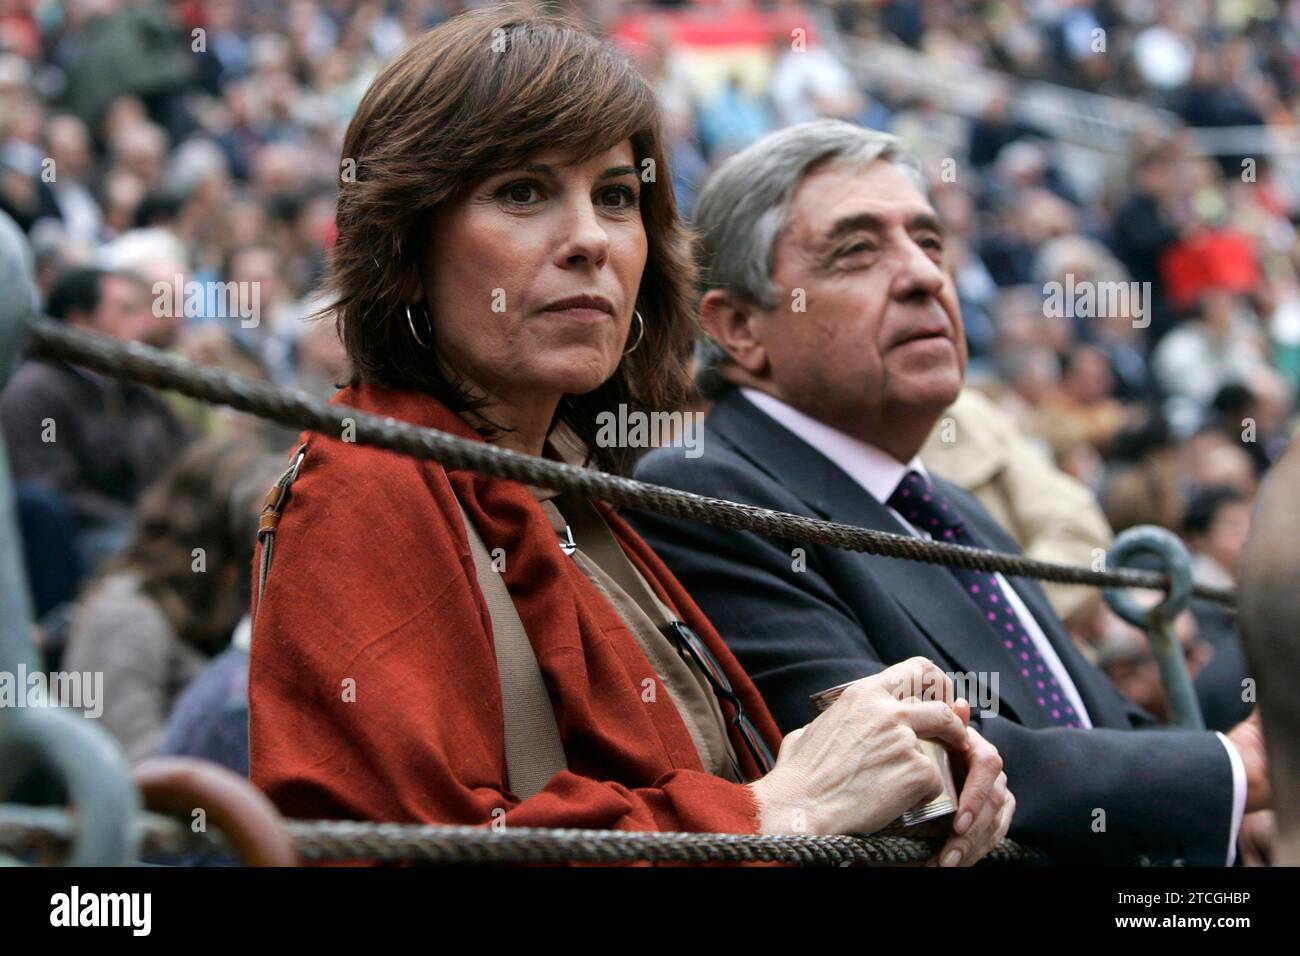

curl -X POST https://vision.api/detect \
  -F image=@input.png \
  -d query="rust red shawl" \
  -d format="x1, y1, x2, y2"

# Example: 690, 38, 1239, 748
249, 383, 783, 838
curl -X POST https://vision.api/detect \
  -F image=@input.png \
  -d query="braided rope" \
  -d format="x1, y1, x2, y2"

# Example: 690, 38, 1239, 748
0, 805, 1046, 866
25, 318, 1235, 607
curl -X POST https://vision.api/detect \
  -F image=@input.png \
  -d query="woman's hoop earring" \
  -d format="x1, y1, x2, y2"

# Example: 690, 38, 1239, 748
406, 302, 434, 350
624, 310, 645, 356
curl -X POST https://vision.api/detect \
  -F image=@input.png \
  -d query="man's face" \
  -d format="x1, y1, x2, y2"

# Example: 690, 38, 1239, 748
90, 274, 151, 343
1203, 501, 1253, 576
230, 247, 282, 308
758, 159, 966, 442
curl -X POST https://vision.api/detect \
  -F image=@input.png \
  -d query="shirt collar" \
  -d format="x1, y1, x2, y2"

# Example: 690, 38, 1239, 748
738, 387, 928, 503
231, 614, 252, 652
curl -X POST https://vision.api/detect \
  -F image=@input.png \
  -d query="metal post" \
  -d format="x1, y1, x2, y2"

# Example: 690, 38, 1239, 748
0, 211, 37, 676
1102, 525, 1205, 730
0, 211, 141, 865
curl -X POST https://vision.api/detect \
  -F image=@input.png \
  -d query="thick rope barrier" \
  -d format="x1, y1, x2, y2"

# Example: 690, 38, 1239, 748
0, 318, 1229, 867
0, 805, 1046, 866
23, 318, 1236, 607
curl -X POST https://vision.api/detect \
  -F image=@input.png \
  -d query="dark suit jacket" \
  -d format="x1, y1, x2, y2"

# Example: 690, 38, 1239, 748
0, 357, 190, 529
628, 388, 1237, 865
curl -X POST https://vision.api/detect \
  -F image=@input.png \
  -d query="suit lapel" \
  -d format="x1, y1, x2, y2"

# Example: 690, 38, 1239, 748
706, 391, 1048, 727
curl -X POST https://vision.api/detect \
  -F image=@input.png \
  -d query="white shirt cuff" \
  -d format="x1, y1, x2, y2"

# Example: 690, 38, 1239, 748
1216, 731, 1248, 866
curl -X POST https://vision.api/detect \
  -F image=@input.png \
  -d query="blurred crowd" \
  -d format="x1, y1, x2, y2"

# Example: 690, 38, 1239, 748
0, 0, 1295, 767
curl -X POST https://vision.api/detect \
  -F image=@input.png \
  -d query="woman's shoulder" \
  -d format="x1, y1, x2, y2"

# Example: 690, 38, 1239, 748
288, 421, 444, 507
265, 423, 464, 579
250, 428, 481, 674
79, 570, 159, 620
292, 384, 457, 483
254, 385, 478, 610
65, 571, 175, 667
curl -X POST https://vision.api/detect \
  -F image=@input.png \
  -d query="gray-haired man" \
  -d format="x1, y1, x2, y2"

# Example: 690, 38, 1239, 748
628, 120, 1270, 865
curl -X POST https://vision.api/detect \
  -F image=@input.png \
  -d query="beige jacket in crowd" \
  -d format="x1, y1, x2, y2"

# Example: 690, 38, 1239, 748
921, 388, 1114, 624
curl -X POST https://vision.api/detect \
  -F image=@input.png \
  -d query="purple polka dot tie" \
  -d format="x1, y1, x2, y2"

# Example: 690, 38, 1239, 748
887, 470, 1077, 728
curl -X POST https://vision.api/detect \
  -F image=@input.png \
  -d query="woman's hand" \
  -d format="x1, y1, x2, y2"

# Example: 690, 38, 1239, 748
749, 657, 969, 840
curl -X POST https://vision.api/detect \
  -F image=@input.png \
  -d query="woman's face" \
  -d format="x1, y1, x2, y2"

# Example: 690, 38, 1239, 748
418, 140, 647, 412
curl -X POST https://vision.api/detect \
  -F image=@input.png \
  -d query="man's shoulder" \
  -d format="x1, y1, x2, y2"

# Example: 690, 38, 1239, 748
639, 391, 780, 481
630, 422, 826, 552
1, 358, 79, 401
0, 361, 87, 437
635, 433, 783, 503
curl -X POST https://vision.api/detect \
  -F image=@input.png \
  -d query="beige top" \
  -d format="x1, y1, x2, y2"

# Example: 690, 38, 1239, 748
62, 570, 209, 763
531, 487, 742, 782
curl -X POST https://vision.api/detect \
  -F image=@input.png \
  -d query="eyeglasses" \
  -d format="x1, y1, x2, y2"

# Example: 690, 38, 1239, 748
661, 620, 775, 780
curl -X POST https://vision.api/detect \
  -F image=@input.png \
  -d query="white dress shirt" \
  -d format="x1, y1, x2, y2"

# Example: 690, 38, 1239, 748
739, 387, 1246, 864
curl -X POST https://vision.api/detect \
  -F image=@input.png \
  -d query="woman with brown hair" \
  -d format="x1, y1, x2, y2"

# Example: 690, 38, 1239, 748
250, 4, 1012, 862
62, 437, 285, 762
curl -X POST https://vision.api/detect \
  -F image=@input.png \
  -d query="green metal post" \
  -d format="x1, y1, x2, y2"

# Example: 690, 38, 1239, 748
1102, 525, 1205, 730
0, 211, 141, 865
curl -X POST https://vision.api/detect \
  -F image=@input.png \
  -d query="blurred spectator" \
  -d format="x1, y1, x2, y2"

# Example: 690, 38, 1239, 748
108, 119, 170, 193
1182, 483, 1253, 655
980, 187, 1075, 286
61, 0, 197, 134
696, 74, 771, 163
155, 435, 285, 775
967, 89, 1043, 168
1109, 144, 1187, 341
1036, 345, 1128, 455
1174, 50, 1264, 165
223, 242, 296, 383
768, 30, 868, 128
922, 387, 1113, 626
1182, 428, 1261, 500
1208, 377, 1290, 473
156, 437, 284, 775
1152, 291, 1271, 408
1095, 608, 1209, 724
159, 614, 254, 775
61, 438, 283, 763
1130, 3, 1196, 92
35, 115, 102, 246
1183, 485, 1253, 591
0, 266, 191, 573
293, 308, 349, 399
1102, 413, 1187, 532
100, 226, 190, 349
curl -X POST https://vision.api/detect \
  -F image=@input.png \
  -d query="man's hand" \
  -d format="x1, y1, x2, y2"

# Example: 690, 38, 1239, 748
1239, 810, 1276, 866
1225, 710, 1271, 813
929, 706, 1015, 867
